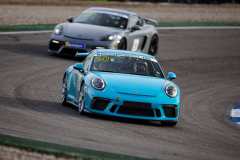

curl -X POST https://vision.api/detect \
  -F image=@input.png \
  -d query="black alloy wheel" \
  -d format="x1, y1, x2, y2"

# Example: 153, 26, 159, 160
118, 38, 127, 50
148, 35, 158, 56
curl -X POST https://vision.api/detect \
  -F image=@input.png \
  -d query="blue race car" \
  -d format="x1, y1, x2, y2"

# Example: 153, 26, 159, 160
61, 49, 180, 126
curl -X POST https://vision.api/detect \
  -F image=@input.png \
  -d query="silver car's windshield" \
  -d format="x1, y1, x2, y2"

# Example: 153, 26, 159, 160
90, 54, 164, 78
74, 11, 128, 29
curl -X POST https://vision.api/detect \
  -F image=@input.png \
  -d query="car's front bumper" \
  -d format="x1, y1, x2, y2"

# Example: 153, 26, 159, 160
48, 35, 118, 56
84, 86, 180, 121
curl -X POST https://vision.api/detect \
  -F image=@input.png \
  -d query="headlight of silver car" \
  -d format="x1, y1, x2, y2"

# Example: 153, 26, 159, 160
53, 25, 63, 36
100, 34, 121, 41
91, 77, 105, 90
165, 84, 178, 98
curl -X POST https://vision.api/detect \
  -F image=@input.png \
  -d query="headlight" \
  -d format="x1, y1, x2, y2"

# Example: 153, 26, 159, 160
91, 77, 105, 90
54, 25, 63, 36
165, 84, 178, 98
100, 34, 121, 41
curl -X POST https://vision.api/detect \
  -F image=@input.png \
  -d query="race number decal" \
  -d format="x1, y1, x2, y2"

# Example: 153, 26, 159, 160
77, 78, 80, 91
131, 39, 139, 51
94, 56, 102, 62
94, 56, 109, 62
101, 56, 109, 62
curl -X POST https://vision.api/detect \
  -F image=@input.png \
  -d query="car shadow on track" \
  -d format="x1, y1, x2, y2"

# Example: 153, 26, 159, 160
1, 95, 164, 127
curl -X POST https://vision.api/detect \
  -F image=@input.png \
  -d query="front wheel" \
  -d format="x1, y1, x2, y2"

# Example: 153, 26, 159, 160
61, 75, 68, 106
78, 82, 85, 115
161, 121, 177, 126
148, 35, 158, 56
118, 38, 127, 50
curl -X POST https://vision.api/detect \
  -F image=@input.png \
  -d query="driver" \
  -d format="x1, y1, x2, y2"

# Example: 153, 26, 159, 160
119, 18, 127, 29
134, 61, 149, 75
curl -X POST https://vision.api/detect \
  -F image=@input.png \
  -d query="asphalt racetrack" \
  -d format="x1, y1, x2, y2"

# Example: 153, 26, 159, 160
0, 29, 240, 160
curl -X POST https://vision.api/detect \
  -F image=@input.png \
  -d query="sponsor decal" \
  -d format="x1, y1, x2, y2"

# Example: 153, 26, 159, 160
94, 53, 157, 62
66, 42, 85, 49
131, 39, 139, 51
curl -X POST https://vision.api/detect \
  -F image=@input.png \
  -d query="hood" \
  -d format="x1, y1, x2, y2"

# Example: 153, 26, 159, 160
93, 72, 166, 97
64, 23, 120, 40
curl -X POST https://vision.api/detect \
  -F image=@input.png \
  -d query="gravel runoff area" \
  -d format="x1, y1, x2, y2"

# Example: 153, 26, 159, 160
0, 145, 85, 160
0, 1, 240, 26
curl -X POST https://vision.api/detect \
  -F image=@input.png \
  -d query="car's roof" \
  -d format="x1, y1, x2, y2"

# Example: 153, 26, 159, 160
95, 49, 155, 59
85, 7, 137, 17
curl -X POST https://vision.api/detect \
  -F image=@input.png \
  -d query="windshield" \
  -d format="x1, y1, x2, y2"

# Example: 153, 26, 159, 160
90, 54, 164, 78
74, 11, 128, 29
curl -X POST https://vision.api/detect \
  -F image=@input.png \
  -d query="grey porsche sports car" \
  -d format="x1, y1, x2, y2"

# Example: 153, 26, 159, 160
48, 7, 159, 57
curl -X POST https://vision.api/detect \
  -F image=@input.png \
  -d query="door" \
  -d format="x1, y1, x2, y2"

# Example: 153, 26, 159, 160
126, 16, 145, 52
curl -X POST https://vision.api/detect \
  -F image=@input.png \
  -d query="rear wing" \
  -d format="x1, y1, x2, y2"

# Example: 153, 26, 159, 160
142, 18, 158, 26
75, 51, 89, 57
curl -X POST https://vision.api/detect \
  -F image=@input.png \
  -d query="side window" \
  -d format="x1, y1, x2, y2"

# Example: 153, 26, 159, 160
128, 16, 143, 28
83, 50, 94, 71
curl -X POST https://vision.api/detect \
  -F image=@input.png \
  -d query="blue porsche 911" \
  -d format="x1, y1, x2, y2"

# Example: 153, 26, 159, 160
62, 49, 180, 126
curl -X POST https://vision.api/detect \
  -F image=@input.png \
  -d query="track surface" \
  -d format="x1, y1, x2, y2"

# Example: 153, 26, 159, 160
0, 29, 240, 160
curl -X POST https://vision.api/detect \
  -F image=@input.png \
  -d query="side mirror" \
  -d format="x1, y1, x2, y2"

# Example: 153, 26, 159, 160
167, 72, 176, 81
73, 63, 84, 73
131, 25, 141, 32
67, 16, 73, 23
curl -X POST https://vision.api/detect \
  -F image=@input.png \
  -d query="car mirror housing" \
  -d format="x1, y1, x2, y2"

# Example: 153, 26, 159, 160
73, 63, 84, 72
167, 72, 176, 81
67, 16, 73, 23
131, 25, 141, 32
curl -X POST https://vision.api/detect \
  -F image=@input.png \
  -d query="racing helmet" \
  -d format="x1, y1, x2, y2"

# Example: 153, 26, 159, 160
134, 60, 148, 73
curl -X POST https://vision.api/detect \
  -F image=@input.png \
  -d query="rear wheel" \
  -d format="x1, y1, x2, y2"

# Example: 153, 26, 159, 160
161, 121, 177, 126
78, 82, 85, 115
118, 38, 127, 50
61, 75, 68, 106
148, 35, 158, 56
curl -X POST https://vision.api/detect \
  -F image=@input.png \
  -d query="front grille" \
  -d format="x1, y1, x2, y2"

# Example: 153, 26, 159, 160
155, 109, 161, 117
162, 105, 178, 117
123, 101, 151, 109
60, 48, 88, 55
49, 42, 61, 51
110, 105, 118, 113
90, 97, 110, 111
117, 106, 154, 117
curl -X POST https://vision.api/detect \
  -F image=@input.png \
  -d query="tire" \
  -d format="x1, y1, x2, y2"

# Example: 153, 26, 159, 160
78, 82, 85, 115
118, 38, 127, 50
148, 35, 158, 56
61, 75, 68, 106
161, 121, 177, 126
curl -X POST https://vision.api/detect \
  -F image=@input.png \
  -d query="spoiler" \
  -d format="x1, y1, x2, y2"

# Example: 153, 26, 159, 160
142, 18, 158, 26
75, 51, 90, 57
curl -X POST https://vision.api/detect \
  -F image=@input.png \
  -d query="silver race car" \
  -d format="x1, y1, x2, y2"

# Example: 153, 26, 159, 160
48, 7, 159, 57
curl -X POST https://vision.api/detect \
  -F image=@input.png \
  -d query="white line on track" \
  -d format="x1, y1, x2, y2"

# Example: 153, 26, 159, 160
1, 26, 240, 35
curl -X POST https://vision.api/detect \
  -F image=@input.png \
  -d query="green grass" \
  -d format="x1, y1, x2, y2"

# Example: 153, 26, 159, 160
0, 22, 240, 32
0, 133, 152, 160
